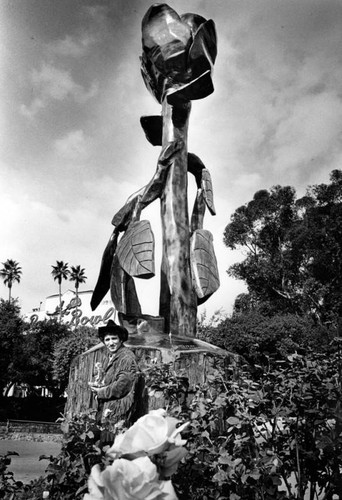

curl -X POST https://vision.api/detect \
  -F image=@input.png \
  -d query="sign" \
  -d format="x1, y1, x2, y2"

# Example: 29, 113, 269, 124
29, 296, 115, 328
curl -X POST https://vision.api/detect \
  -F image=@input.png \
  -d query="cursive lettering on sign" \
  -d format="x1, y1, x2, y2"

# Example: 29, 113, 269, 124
28, 296, 115, 328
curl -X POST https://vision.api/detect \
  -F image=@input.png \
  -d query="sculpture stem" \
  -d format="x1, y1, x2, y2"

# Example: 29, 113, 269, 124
159, 98, 197, 336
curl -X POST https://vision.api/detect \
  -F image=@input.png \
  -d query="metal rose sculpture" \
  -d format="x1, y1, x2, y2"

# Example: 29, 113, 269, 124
141, 4, 217, 105
91, 4, 219, 337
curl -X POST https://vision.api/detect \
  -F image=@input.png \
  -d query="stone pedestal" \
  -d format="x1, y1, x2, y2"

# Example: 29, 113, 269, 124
64, 331, 241, 420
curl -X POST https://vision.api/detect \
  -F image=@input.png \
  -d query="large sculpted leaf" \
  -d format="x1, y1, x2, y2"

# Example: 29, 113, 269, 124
91, 231, 118, 311
140, 115, 163, 146
187, 154, 216, 215
110, 255, 142, 315
110, 254, 126, 313
190, 229, 220, 304
202, 168, 216, 215
116, 220, 155, 279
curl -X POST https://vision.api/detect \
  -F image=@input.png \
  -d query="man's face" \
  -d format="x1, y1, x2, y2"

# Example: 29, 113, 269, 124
103, 334, 122, 353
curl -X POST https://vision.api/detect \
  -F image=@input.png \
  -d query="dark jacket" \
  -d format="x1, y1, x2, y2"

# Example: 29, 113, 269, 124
96, 345, 142, 428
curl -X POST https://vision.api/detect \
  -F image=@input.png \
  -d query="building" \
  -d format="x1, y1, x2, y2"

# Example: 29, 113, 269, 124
25, 290, 115, 328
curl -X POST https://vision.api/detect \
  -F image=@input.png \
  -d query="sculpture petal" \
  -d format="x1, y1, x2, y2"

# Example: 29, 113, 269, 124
190, 229, 220, 304
142, 4, 190, 51
116, 220, 155, 279
91, 231, 118, 311
180, 13, 207, 37
141, 5, 217, 103
187, 19, 217, 74
140, 52, 164, 103
166, 19, 217, 103
142, 4, 190, 76
167, 69, 214, 105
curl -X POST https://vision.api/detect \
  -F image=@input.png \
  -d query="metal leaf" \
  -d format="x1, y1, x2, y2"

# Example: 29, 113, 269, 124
202, 168, 216, 215
190, 229, 220, 304
116, 220, 155, 279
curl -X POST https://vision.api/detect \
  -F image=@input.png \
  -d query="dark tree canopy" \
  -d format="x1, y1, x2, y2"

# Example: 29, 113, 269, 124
0, 259, 22, 300
0, 301, 97, 398
0, 299, 24, 394
53, 326, 98, 392
16, 319, 71, 397
199, 310, 334, 367
224, 170, 342, 325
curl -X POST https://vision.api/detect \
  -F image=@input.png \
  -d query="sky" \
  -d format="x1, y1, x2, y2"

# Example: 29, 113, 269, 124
1, 0, 342, 322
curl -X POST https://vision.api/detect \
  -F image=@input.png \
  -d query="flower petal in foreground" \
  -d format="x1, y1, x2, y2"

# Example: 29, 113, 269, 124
107, 413, 169, 458
107, 410, 188, 460
84, 457, 178, 500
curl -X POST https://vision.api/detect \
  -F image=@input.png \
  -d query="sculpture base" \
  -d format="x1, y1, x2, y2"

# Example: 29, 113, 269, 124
127, 331, 228, 361
64, 333, 241, 420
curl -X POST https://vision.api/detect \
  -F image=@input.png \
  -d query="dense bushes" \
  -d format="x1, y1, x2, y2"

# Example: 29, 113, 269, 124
199, 311, 334, 366
1, 339, 342, 499
53, 326, 98, 393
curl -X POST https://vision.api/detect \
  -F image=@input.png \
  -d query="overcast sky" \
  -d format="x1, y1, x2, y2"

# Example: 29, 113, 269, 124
1, 0, 342, 321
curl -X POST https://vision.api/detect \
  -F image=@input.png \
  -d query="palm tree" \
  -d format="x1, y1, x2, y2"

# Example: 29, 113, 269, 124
0, 259, 22, 300
51, 261, 69, 322
69, 265, 87, 319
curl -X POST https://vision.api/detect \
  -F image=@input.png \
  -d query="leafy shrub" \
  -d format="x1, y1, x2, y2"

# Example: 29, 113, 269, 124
53, 326, 98, 392
1, 341, 342, 499
199, 312, 334, 367
1, 413, 104, 500
171, 342, 342, 499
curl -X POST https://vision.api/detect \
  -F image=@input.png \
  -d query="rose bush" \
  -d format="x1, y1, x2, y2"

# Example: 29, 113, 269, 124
83, 409, 189, 500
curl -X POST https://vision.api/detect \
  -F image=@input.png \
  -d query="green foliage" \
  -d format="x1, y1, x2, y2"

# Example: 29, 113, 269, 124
0, 259, 22, 300
172, 347, 342, 499
53, 326, 98, 392
16, 319, 71, 397
0, 302, 97, 400
224, 171, 342, 324
51, 261, 69, 286
0, 299, 24, 395
69, 266, 87, 290
2, 344, 342, 499
40, 414, 102, 499
145, 361, 191, 417
0, 414, 104, 500
0, 451, 20, 498
199, 311, 334, 367
0, 451, 47, 500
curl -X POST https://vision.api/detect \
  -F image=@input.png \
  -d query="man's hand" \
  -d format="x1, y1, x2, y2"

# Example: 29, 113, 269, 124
88, 383, 101, 394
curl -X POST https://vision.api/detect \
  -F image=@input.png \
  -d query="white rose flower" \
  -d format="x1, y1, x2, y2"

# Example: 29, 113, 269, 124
107, 410, 189, 459
84, 457, 178, 500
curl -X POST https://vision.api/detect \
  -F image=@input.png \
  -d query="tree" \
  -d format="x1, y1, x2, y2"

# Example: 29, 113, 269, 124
0, 259, 22, 300
224, 171, 342, 325
69, 265, 87, 320
0, 299, 24, 395
53, 326, 98, 392
198, 311, 334, 367
51, 261, 69, 322
18, 319, 71, 397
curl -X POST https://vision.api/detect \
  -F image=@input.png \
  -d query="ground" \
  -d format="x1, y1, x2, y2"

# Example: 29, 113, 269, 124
0, 439, 61, 483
